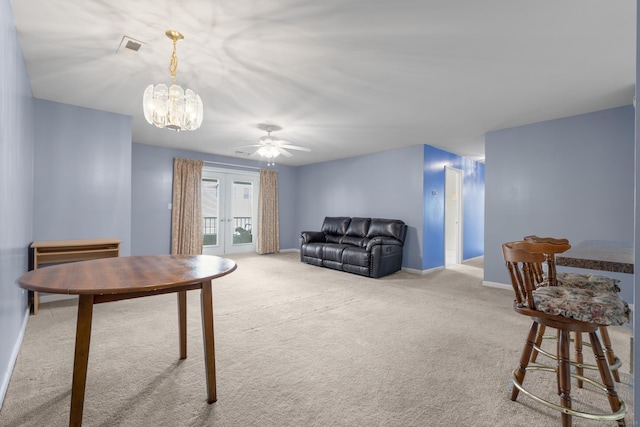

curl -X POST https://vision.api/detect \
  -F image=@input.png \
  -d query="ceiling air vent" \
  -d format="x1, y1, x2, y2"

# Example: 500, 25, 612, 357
116, 35, 145, 57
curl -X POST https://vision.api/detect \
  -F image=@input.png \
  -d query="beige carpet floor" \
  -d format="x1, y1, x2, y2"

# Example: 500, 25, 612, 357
0, 252, 633, 426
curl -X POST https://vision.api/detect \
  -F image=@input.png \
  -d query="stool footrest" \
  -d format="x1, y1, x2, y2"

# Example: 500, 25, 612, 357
511, 366, 627, 422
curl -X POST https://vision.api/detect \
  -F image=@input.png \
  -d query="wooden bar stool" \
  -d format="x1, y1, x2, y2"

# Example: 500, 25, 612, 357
502, 241, 628, 426
524, 235, 623, 383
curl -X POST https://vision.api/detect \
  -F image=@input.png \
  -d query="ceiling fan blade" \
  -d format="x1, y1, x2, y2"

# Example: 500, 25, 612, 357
236, 144, 262, 149
281, 144, 311, 152
276, 147, 293, 157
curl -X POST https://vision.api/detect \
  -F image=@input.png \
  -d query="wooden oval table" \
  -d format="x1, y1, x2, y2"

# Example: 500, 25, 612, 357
16, 254, 237, 427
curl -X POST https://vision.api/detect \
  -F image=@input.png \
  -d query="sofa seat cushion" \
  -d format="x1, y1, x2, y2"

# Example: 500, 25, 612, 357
341, 235, 368, 247
326, 234, 343, 244
342, 247, 370, 267
532, 286, 631, 326
302, 243, 324, 258
323, 244, 349, 262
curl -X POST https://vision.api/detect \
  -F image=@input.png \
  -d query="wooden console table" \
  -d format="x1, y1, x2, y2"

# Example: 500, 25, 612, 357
30, 238, 121, 314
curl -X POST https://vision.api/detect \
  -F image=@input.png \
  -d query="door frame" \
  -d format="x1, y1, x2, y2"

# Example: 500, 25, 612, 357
444, 166, 463, 266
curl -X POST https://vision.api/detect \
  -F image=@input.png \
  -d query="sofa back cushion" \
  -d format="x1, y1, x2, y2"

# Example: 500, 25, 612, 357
367, 218, 406, 241
345, 217, 371, 237
322, 217, 351, 236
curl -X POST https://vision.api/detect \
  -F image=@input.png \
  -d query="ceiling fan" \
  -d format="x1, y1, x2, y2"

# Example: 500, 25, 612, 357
238, 124, 310, 166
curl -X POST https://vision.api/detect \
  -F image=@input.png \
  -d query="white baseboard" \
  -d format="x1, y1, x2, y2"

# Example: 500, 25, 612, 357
482, 280, 511, 291
0, 307, 29, 410
402, 266, 445, 275
280, 248, 299, 253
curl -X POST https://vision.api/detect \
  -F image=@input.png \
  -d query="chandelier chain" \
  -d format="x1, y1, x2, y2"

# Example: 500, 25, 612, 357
169, 38, 178, 85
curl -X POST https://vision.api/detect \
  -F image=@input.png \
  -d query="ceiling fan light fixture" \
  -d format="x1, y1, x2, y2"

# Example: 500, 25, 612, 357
256, 145, 280, 166
143, 30, 203, 132
257, 145, 280, 157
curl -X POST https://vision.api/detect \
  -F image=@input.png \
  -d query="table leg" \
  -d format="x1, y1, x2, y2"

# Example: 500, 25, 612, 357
33, 291, 40, 315
70, 295, 94, 427
178, 291, 187, 359
200, 280, 217, 403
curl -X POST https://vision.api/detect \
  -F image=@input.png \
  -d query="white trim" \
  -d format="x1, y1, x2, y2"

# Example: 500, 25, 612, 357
444, 166, 464, 266
402, 266, 445, 275
202, 160, 261, 171
203, 166, 260, 177
482, 280, 511, 290
280, 248, 299, 253
0, 307, 29, 409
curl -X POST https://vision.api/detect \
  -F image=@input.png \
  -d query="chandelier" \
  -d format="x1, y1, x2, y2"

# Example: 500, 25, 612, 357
143, 30, 203, 131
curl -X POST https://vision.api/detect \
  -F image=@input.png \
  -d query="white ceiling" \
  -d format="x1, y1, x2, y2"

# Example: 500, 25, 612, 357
9, 0, 636, 166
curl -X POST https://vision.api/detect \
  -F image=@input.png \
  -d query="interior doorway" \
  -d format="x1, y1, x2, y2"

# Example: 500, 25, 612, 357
201, 167, 259, 255
445, 166, 463, 266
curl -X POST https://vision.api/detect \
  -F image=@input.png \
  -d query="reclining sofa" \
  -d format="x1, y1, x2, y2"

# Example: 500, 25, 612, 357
300, 217, 408, 278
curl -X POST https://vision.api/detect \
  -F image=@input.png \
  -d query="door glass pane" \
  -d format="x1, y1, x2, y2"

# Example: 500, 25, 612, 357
231, 180, 253, 245
202, 179, 219, 246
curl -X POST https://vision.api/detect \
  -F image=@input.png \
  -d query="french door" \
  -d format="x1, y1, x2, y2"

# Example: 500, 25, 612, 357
201, 168, 259, 255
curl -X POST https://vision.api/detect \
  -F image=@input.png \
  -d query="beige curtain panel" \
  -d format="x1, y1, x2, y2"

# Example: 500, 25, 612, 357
171, 158, 204, 255
257, 168, 280, 254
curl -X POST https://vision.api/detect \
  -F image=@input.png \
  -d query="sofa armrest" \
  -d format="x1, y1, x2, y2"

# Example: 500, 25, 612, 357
366, 237, 403, 251
301, 231, 326, 244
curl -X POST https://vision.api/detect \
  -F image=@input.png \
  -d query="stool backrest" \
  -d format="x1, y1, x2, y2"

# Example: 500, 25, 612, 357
522, 235, 571, 286
502, 241, 547, 309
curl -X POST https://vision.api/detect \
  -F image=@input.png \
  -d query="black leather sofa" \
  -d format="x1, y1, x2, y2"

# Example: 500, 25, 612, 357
300, 217, 408, 278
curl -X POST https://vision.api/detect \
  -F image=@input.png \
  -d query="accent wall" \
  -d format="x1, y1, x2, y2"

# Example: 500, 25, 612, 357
422, 145, 485, 270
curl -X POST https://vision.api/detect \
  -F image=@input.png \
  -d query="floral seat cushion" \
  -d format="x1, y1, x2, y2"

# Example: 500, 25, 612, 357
540, 272, 620, 293
532, 286, 631, 326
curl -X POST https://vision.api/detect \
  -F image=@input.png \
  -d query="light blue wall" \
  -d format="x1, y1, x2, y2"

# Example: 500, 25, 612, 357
131, 143, 298, 255
485, 106, 635, 300
295, 146, 425, 270
33, 100, 132, 255
422, 145, 485, 269
0, 0, 34, 403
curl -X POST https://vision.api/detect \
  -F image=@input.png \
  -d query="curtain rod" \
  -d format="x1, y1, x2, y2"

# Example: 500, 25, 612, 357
203, 161, 262, 170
